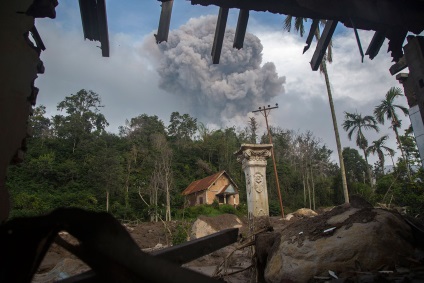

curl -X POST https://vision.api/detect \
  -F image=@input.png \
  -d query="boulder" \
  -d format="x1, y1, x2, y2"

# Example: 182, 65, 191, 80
265, 205, 416, 283
292, 208, 318, 217
190, 214, 243, 239
33, 259, 89, 283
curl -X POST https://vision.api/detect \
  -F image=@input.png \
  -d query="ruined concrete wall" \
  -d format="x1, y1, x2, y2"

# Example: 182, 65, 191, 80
0, 1, 47, 221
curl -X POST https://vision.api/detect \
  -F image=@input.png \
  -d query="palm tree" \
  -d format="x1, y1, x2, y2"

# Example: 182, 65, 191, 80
342, 111, 379, 186
374, 87, 410, 178
366, 135, 395, 175
283, 16, 348, 203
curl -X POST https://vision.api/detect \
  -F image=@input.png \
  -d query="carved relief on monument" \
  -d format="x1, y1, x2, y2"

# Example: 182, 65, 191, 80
246, 172, 251, 194
254, 172, 264, 193
237, 149, 272, 163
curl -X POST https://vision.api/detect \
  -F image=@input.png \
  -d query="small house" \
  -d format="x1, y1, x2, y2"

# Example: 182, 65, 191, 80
182, 171, 240, 207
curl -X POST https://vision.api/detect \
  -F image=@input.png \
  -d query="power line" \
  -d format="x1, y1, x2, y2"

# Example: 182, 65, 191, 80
252, 103, 284, 218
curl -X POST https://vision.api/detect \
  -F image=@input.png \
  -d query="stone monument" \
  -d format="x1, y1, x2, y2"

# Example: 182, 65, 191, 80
235, 144, 272, 217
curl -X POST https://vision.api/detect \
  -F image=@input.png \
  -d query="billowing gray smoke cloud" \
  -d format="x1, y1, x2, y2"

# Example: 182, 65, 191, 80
156, 15, 285, 125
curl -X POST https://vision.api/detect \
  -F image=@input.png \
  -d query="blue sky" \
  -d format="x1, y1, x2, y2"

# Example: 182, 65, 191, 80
34, 0, 408, 165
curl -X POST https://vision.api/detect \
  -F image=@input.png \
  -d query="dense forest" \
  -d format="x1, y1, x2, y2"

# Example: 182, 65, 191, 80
6, 89, 424, 221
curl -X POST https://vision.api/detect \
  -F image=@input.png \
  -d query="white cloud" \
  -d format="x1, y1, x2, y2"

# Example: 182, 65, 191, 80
250, 25, 410, 165
34, 11, 411, 167
34, 20, 188, 132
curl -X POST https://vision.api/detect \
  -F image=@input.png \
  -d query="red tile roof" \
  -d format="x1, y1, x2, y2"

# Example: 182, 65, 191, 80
182, 171, 226, 195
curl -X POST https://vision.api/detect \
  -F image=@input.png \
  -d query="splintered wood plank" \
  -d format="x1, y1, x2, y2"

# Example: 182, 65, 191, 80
156, 0, 174, 44
310, 20, 337, 71
233, 9, 249, 49
211, 7, 229, 64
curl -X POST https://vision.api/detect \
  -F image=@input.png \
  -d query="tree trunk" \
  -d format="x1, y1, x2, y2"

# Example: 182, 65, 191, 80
303, 174, 306, 207
307, 170, 312, 209
362, 148, 373, 188
106, 190, 109, 212
393, 124, 411, 180
310, 163, 316, 211
165, 174, 171, 222
124, 159, 131, 208
320, 61, 349, 203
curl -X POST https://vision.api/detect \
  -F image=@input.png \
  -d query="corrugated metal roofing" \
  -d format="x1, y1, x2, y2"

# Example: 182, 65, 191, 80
182, 171, 225, 195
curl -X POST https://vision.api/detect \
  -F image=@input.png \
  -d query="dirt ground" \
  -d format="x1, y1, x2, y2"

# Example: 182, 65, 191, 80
34, 203, 424, 283
35, 213, 284, 283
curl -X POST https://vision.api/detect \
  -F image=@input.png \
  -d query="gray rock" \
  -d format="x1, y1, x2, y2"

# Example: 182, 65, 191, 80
265, 207, 415, 283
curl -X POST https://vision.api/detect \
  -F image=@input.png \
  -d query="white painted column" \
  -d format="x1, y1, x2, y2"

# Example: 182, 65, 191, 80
235, 144, 272, 217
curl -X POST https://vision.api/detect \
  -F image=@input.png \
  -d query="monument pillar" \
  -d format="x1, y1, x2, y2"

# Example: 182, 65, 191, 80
235, 144, 272, 217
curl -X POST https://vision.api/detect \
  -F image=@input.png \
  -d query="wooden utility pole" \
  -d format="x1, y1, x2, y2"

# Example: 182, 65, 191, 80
252, 104, 284, 218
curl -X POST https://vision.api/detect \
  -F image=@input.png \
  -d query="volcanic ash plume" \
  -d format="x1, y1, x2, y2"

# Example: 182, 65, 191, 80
156, 15, 286, 125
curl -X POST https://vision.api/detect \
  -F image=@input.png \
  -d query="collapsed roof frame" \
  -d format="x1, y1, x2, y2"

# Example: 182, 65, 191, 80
156, 0, 424, 67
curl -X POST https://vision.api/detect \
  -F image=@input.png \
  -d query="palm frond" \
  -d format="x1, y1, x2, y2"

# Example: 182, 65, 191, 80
283, 15, 293, 32
393, 104, 409, 115
386, 87, 403, 101
294, 17, 305, 37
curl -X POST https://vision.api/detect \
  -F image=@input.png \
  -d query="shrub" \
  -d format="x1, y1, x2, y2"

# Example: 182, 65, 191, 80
219, 204, 236, 214
172, 222, 190, 245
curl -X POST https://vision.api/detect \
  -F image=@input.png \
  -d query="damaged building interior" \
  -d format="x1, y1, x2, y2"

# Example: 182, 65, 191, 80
1, 0, 424, 282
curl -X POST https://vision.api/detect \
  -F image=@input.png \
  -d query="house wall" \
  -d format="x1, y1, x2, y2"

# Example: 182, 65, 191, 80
206, 175, 230, 204
185, 174, 240, 207
186, 191, 207, 206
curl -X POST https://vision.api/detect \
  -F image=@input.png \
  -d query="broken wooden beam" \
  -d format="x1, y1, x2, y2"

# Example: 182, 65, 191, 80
310, 20, 337, 71
57, 227, 239, 282
350, 18, 364, 62
155, 0, 174, 44
389, 56, 407, 75
303, 19, 319, 54
211, 7, 229, 64
152, 228, 238, 264
233, 9, 249, 49
366, 31, 386, 60
78, 0, 110, 57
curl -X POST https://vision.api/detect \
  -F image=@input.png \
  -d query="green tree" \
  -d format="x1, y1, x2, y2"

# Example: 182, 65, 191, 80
248, 117, 258, 144
88, 147, 123, 212
366, 135, 395, 176
53, 89, 108, 153
399, 126, 421, 169
283, 16, 349, 203
29, 105, 51, 139
342, 112, 379, 186
168, 112, 197, 141
374, 87, 409, 177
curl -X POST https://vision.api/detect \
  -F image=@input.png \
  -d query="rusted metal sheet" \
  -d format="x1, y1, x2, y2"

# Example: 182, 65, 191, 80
211, 7, 229, 64
310, 20, 337, 71
156, 0, 174, 44
233, 9, 249, 49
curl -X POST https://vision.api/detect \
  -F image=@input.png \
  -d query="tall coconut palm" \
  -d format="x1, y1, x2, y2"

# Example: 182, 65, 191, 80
374, 87, 410, 178
342, 112, 379, 186
366, 135, 395, 175
283, 16, 348, 203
